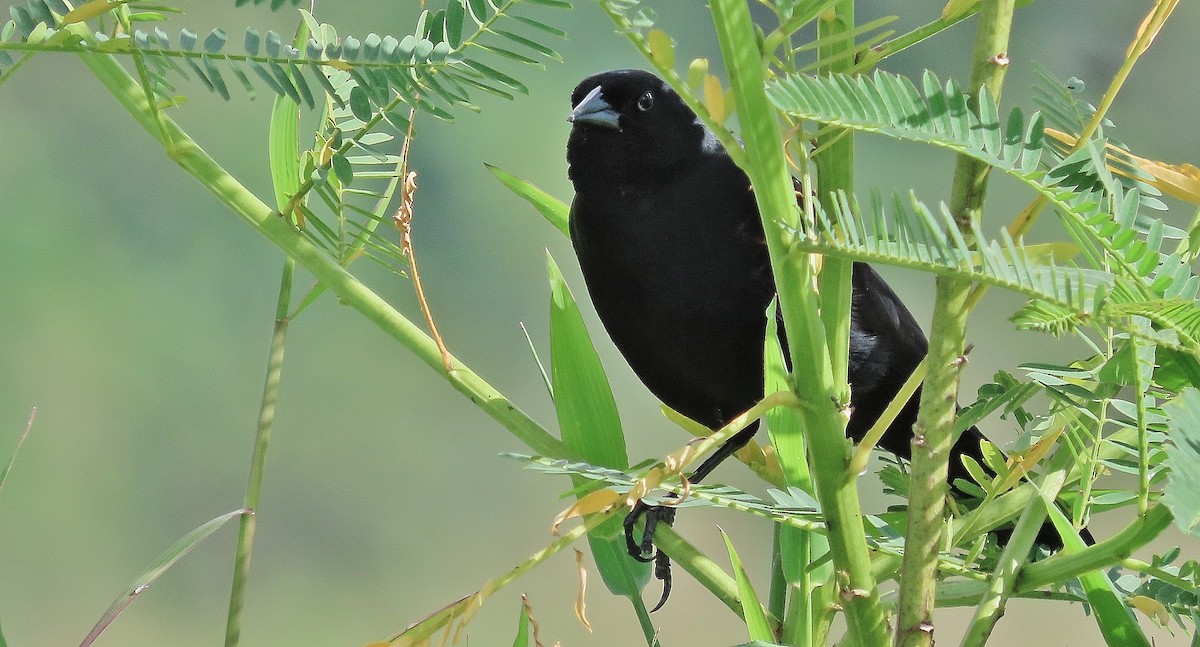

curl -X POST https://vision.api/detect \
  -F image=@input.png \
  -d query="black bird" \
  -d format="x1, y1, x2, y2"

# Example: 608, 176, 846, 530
565, 69, 1045, 606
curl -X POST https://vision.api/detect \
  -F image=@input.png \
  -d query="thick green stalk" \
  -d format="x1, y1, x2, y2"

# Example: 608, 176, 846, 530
894, 279, 971, 647
225, 258, 294, 647
894, 2, 1014, 646
1015, 505, 1173, 592
812, 5, 857, 646
814, 0, 855, 407
76, 51, 573, 463
709, 1, 887, 644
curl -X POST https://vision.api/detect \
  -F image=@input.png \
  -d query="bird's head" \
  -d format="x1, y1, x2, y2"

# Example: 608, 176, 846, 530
566, 69, 713, 185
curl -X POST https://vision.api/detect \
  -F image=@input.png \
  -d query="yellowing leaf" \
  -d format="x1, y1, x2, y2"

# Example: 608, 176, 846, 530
1132, 158, 1200, 205
573, 549, 592, 632
1045, 128, 1200, 204
64, 0, 131, 25
941, 0, 979, 20
550, 489, 621, 535
1000, 414, 1066, 491
1128, 0, 1179, 58
647, 28, 674, 69
704, 74, 726, 123
1128, 595, 1170, 625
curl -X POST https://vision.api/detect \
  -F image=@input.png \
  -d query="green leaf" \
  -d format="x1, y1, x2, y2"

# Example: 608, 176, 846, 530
201, 55, 229, 100
720, 528, 773, 642
466, 0, 489, 24
462, 58, 528, 94
349, 85, 372, 122
494, 29, 562, 61
444, 0, 465, 48
203, 28, 227, 53
766, 70, 1045, 177
1156, 348, 1200, 391
268, 85, 302, 213
1040, 502, 1152, 647
546, 253, 648, 597
486, 164, 569, 237
287, 62, 315, 109
1163, 389, 1200, 537
475, 43, 541, 66
547, 253, 625, 469
307, 64, 341, 107
763, 301, 829, 591
331, 152, 354, 186
511, 16, 567, 39
511, 597, 530, 647
79, 509, 249, 647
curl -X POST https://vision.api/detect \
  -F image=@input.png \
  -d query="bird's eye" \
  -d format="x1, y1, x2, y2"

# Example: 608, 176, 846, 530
636, 91, 654, 112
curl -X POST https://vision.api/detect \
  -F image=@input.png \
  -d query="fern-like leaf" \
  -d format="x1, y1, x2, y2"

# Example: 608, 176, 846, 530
767, 70, 1046, 175
0, 0, 571, 123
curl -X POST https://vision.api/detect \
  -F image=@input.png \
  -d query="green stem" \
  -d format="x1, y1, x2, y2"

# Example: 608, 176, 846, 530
880, 579, 1082, 610
224, 258, 294, 647
959, 469, 1066, 647
76, 50, 573, 463
1015, 505, 1173, 592
807, 6, 856, 646
815, 0, 855, 404
1121, 557, 1196, 596
894, 3, 1014, 646
855, 11, 975, 71
894, 278, 971, 647
708, 1, 888, 645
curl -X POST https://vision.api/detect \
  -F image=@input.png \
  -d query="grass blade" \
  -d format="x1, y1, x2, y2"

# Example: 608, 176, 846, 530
80, 509, 249, 647
487, 163, 569, 237
546, 253, 653, 638
1040, 493, 1151, 647
720, 527, 773, 642
511, 596, 531, 647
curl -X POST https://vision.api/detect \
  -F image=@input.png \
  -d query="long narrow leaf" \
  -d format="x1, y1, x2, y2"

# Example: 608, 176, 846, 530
1040, 497, 1151, 647
720, 528, 774, 642
546, 254, 651, 603
487, 164, 569, 237
79, 509, 249, 647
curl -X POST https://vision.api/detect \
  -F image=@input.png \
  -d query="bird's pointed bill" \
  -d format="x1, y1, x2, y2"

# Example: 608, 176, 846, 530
568, 85, 620, 130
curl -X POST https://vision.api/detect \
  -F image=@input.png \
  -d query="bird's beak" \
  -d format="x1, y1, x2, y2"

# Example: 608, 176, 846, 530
568, 85, 620, 130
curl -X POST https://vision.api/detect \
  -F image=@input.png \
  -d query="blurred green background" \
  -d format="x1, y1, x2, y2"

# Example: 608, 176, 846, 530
0, 2, 1197, 645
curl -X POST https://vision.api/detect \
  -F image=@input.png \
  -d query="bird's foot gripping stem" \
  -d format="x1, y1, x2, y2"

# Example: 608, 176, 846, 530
624, 499, 677, 612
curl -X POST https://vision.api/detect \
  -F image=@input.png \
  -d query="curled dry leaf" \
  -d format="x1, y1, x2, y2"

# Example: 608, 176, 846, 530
573, 549, 592, 632
550, 489, 621, 535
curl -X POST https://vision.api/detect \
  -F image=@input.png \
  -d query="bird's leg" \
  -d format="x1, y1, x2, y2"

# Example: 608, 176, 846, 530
624, 423, 761, 608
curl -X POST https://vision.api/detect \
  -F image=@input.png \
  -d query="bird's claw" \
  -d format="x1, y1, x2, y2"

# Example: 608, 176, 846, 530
624, 499, 677, 609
